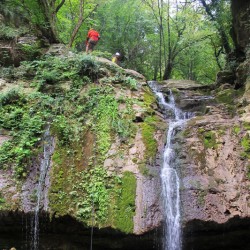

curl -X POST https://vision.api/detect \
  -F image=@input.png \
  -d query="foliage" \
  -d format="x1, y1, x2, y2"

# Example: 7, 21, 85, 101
19, 43, 42, 61
0, 90, 52, 177
241, 128, 250, 159
1, 0, 234, 82
91, 50, 113, 60
124, 77, 138, 90
81, 86, 134, 157
233, 126, 241, 135
56, 0, 105, 46
50, 148, 121, 224
77, 55, 100, 80
0, 23, 29, 39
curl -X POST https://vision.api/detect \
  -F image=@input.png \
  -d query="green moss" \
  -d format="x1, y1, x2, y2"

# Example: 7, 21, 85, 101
171, 88, 179, 95
198, 127, 205, 133
0, 193, 6, 210
241, 135, 250, 152
203, 131, 217, 149
49, 148, 71, 216
49, 140, 124, 228
114, 171, 136, 233
141, 116, 158, 163
197, 190, 207, 206
143, 88, 156, 107
138, 162, 150, 176
240, 134, 250, 159
181, 127, 191, 137
243, 122, 250, 131
233, 126, 241, 135
215, 89, 235, 105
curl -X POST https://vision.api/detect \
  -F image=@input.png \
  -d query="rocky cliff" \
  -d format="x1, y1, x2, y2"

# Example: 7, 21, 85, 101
0, 48, 166, 249
159, 79, 250, 250
0, 0, 249, 249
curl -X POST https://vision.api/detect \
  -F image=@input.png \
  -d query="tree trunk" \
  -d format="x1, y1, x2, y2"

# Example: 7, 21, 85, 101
37, 0, 65, 43
200, 0, 231, 55
68, 0, 84, 48
163, 60, 173, 80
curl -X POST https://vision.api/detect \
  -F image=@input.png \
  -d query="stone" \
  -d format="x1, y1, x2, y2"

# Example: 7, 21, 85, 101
0, 78, 6, 87
124, 69, 146, 80
104, 158, 113, 168
216, 70, 235, 86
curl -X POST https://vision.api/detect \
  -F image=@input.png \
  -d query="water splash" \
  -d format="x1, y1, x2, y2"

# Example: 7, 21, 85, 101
149, 81, 192, 250
31, 126, 54, 250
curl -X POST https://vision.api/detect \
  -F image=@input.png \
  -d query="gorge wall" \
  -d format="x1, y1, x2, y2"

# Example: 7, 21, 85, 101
159, 79, 250, 250
0, 1, 250, 249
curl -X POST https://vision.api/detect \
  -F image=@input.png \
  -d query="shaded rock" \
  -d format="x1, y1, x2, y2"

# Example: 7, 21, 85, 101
0, 43, 15, 66
0, 35, 47, 66
0, 78, 7, 88
231, 0, 250, 51
45, 43, 70, 56
216, 70, 235, 86
0, 135, 11, 146
155, 80, 215, 114
160, 79, 214, 91
124, 69, 146, 81
0, 211, 161, 250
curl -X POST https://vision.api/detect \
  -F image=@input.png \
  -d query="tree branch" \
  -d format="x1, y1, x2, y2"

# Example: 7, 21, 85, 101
55, 0, 65, 13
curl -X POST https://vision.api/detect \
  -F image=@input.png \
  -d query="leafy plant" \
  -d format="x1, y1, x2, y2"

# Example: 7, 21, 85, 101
125, 77, 138, 90
77, 55, 100, 81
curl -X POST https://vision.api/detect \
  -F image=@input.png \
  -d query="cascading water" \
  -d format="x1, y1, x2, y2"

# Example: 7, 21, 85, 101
31, 126, 54, 250
149, 82, 192, 250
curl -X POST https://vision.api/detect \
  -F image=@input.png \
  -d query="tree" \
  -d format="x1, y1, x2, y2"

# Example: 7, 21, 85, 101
198, 0, 233, 56
37, 0, 65, 42
96, 0, 156, 76
68, 1, 99, 47
56, 0, 103, 47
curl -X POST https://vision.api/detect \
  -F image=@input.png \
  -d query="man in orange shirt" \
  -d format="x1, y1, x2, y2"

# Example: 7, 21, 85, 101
85, 28, 100, 53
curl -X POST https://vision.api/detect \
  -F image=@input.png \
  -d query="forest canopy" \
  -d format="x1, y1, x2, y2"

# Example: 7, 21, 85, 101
0, 0, 234, 83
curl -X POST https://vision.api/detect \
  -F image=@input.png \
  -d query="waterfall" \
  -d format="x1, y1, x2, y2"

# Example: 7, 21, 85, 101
31, 126, 54, 250
149, 82, 192, 250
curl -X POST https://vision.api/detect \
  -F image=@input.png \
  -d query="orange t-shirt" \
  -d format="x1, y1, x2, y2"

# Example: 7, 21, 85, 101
87, 30, 100, 41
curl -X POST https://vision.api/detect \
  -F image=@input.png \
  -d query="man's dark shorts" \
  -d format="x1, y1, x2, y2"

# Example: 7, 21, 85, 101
88, 39, 98, 50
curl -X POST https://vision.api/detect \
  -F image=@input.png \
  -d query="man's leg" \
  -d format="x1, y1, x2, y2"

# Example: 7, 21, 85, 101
85, 42, 89, 53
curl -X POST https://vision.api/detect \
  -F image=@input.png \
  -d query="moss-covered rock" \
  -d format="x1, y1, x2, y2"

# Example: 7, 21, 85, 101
114, 171, 137, 233
0, 52, 164, 235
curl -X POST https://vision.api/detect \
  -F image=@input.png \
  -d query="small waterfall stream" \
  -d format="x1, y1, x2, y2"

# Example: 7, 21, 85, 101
31, 126, 54, 250
149, 82, 192, 250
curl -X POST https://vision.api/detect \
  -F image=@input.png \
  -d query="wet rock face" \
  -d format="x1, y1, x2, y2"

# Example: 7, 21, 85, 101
156, 80, 250, 249
180, 113, 250, 224
160, 80, 215, 114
